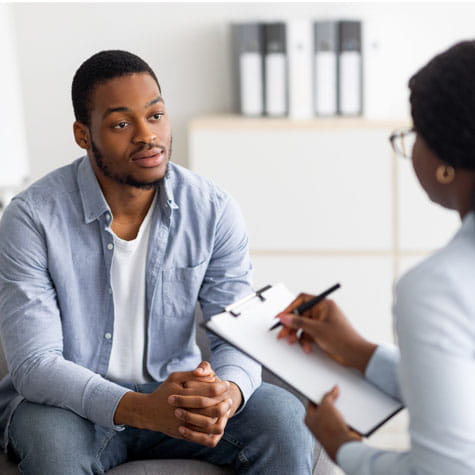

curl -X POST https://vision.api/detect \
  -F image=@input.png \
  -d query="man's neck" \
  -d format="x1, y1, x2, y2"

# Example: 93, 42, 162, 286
109, 187, 156, 241
96, 176, 157, 241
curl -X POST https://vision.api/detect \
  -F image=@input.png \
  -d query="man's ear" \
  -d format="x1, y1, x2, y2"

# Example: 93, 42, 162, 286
73, 121, 90, 150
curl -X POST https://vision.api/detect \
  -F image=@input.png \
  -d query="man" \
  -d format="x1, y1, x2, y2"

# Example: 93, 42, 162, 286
0, 50, 314, 474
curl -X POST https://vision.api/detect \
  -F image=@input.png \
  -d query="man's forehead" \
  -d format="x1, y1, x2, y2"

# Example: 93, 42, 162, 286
90, 73, 162, 111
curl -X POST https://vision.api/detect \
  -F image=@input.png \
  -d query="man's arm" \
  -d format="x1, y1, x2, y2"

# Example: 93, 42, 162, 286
0, 198, 129, 429
198, 193, 261, 410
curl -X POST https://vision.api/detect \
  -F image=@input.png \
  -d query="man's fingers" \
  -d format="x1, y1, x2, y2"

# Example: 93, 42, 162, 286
180, 380, 229, 396
169, 393, 226, 409
175, 409, 229, 435
193, 361, 214, 377
175, 408, 218, 431
187, 399, 233, 418
178, 425, 223, 448
168, 362, 217, 385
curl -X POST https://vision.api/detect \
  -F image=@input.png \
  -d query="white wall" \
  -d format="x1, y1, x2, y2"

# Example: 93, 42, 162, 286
9, 2, 475, 181
0, 4, 28, 187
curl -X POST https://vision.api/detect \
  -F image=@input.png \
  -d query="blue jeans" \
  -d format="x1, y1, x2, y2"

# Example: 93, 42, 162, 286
8, 382, 315, 474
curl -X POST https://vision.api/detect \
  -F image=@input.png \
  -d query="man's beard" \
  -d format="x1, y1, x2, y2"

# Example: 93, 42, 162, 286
91, 137, 172, 190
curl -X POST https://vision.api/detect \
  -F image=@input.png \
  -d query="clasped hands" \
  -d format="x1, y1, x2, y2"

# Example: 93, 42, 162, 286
275, 295, 378, 461
115, 361, 241, 448
167, 361, 242, 447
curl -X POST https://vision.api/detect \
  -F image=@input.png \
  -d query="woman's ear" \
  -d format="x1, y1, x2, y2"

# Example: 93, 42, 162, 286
73, 121, 90, 150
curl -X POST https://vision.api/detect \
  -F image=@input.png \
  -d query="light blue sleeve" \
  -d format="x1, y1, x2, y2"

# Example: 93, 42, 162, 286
364, 344, 401, 401
337, 264, 475, 474
198, 192, 261, 408
0, 198, 129, 430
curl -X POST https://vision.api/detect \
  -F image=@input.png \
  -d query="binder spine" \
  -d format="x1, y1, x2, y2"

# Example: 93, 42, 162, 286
231, 22, 265, 117
337, 20, 363, 116
314, 21, 338, 117
286, 20, 314, 119
264, 22, 287, 117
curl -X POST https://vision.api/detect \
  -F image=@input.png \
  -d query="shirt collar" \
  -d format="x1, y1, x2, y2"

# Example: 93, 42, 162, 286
77, 156, 179, 224
77, 156, 110, 224
161, 164, 179, 210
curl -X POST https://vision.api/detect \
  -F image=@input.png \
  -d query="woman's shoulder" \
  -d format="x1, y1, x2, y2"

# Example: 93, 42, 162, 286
395, 217, 475, 345
398, 214, 475, 296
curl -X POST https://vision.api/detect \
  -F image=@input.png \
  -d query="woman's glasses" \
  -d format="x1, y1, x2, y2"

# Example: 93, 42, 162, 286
389, 127, 416, 159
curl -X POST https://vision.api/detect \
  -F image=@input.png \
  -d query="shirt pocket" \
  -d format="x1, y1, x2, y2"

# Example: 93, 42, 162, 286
162, 260, 208, 319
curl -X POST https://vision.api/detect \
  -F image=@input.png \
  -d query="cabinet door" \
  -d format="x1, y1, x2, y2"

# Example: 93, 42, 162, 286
251, 255, 395, 343
190, 126, 393, 251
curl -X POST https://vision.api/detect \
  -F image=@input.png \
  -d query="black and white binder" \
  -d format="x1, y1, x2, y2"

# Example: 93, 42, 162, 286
286, 20, 314, 119
314, 21, 338, 116
204, 283, 403, 437
263, 22, 287, 117
231, 22, 265, 116
338, 20, 363, 116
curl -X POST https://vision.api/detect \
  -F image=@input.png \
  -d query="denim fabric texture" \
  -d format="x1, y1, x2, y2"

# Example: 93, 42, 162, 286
8, 383, 315, 475
0, 156, 261, 449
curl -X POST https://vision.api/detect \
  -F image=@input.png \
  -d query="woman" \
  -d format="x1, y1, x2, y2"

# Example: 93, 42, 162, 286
277, 40, 475, 474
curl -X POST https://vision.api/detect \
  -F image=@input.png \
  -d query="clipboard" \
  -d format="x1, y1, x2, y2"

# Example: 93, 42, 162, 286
203, 283, 403, 437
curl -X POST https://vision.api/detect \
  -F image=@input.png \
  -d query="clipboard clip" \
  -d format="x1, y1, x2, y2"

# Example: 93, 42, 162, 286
224, 284, 272, 317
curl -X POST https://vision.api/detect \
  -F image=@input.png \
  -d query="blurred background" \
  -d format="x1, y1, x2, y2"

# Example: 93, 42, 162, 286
1, 1, 474, 453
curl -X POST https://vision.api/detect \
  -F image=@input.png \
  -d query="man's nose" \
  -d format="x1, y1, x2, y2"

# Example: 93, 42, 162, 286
133, 119, 157, 144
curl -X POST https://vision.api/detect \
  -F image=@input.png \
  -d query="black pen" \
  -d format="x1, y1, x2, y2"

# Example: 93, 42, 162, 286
268, 283, 341, 331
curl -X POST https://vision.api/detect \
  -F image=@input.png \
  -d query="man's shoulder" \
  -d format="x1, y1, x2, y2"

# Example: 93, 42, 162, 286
167, 162, 229, 204
16, 158, 82, 206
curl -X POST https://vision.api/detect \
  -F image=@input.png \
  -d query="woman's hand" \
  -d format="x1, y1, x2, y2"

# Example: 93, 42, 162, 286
305, 385, 361, 462
276, 295, 377, 373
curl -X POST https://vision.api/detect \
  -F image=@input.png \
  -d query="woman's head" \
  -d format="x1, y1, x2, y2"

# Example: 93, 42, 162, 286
409, 40, 475, 171
408, 41, 475, 216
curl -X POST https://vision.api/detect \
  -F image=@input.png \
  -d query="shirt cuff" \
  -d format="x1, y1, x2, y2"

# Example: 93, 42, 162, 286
336, 440, 378, 474
215, 364, 260, 414
365, 343, 401, 401
82, 375, 132, 429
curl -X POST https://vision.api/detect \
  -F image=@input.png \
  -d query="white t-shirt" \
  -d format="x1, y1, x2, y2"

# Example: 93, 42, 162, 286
106, 196, 156, 384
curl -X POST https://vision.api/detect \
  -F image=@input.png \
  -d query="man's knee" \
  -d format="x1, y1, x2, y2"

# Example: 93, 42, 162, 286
227, 383, 315, 473
240, 383, 313, 448
9, 401, 103, 474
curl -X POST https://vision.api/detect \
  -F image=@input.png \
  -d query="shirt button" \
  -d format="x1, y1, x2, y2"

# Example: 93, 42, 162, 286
104, 332, 112, 340
107, 243, 114, 250
105, 213, 111, 221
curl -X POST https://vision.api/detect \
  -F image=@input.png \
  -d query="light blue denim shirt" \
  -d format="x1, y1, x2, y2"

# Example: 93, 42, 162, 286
0, 156, 261, 448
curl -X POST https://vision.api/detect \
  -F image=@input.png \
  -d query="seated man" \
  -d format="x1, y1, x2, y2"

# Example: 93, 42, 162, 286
0, 50, 314, 474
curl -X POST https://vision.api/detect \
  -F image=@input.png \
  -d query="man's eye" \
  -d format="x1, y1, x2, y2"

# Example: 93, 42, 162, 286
113, 121, 128, 129
151, 113, 164, 121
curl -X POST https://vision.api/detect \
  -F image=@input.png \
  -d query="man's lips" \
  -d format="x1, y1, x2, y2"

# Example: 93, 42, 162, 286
131, 148, 164, 160
131, 149, 165, 168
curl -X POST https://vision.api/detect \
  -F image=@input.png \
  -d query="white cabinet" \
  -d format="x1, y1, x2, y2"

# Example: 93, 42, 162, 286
189, 115, 459, 344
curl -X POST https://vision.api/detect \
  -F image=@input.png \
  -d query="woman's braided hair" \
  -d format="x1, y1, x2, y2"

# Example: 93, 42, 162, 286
409, 40, 475, 170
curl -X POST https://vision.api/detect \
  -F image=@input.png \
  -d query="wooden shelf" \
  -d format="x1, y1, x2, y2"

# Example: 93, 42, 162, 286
189, 114, 410, 131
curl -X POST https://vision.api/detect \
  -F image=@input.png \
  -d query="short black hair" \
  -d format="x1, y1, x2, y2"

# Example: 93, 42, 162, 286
71, 50, 161, 126
409, 40, 475, 170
